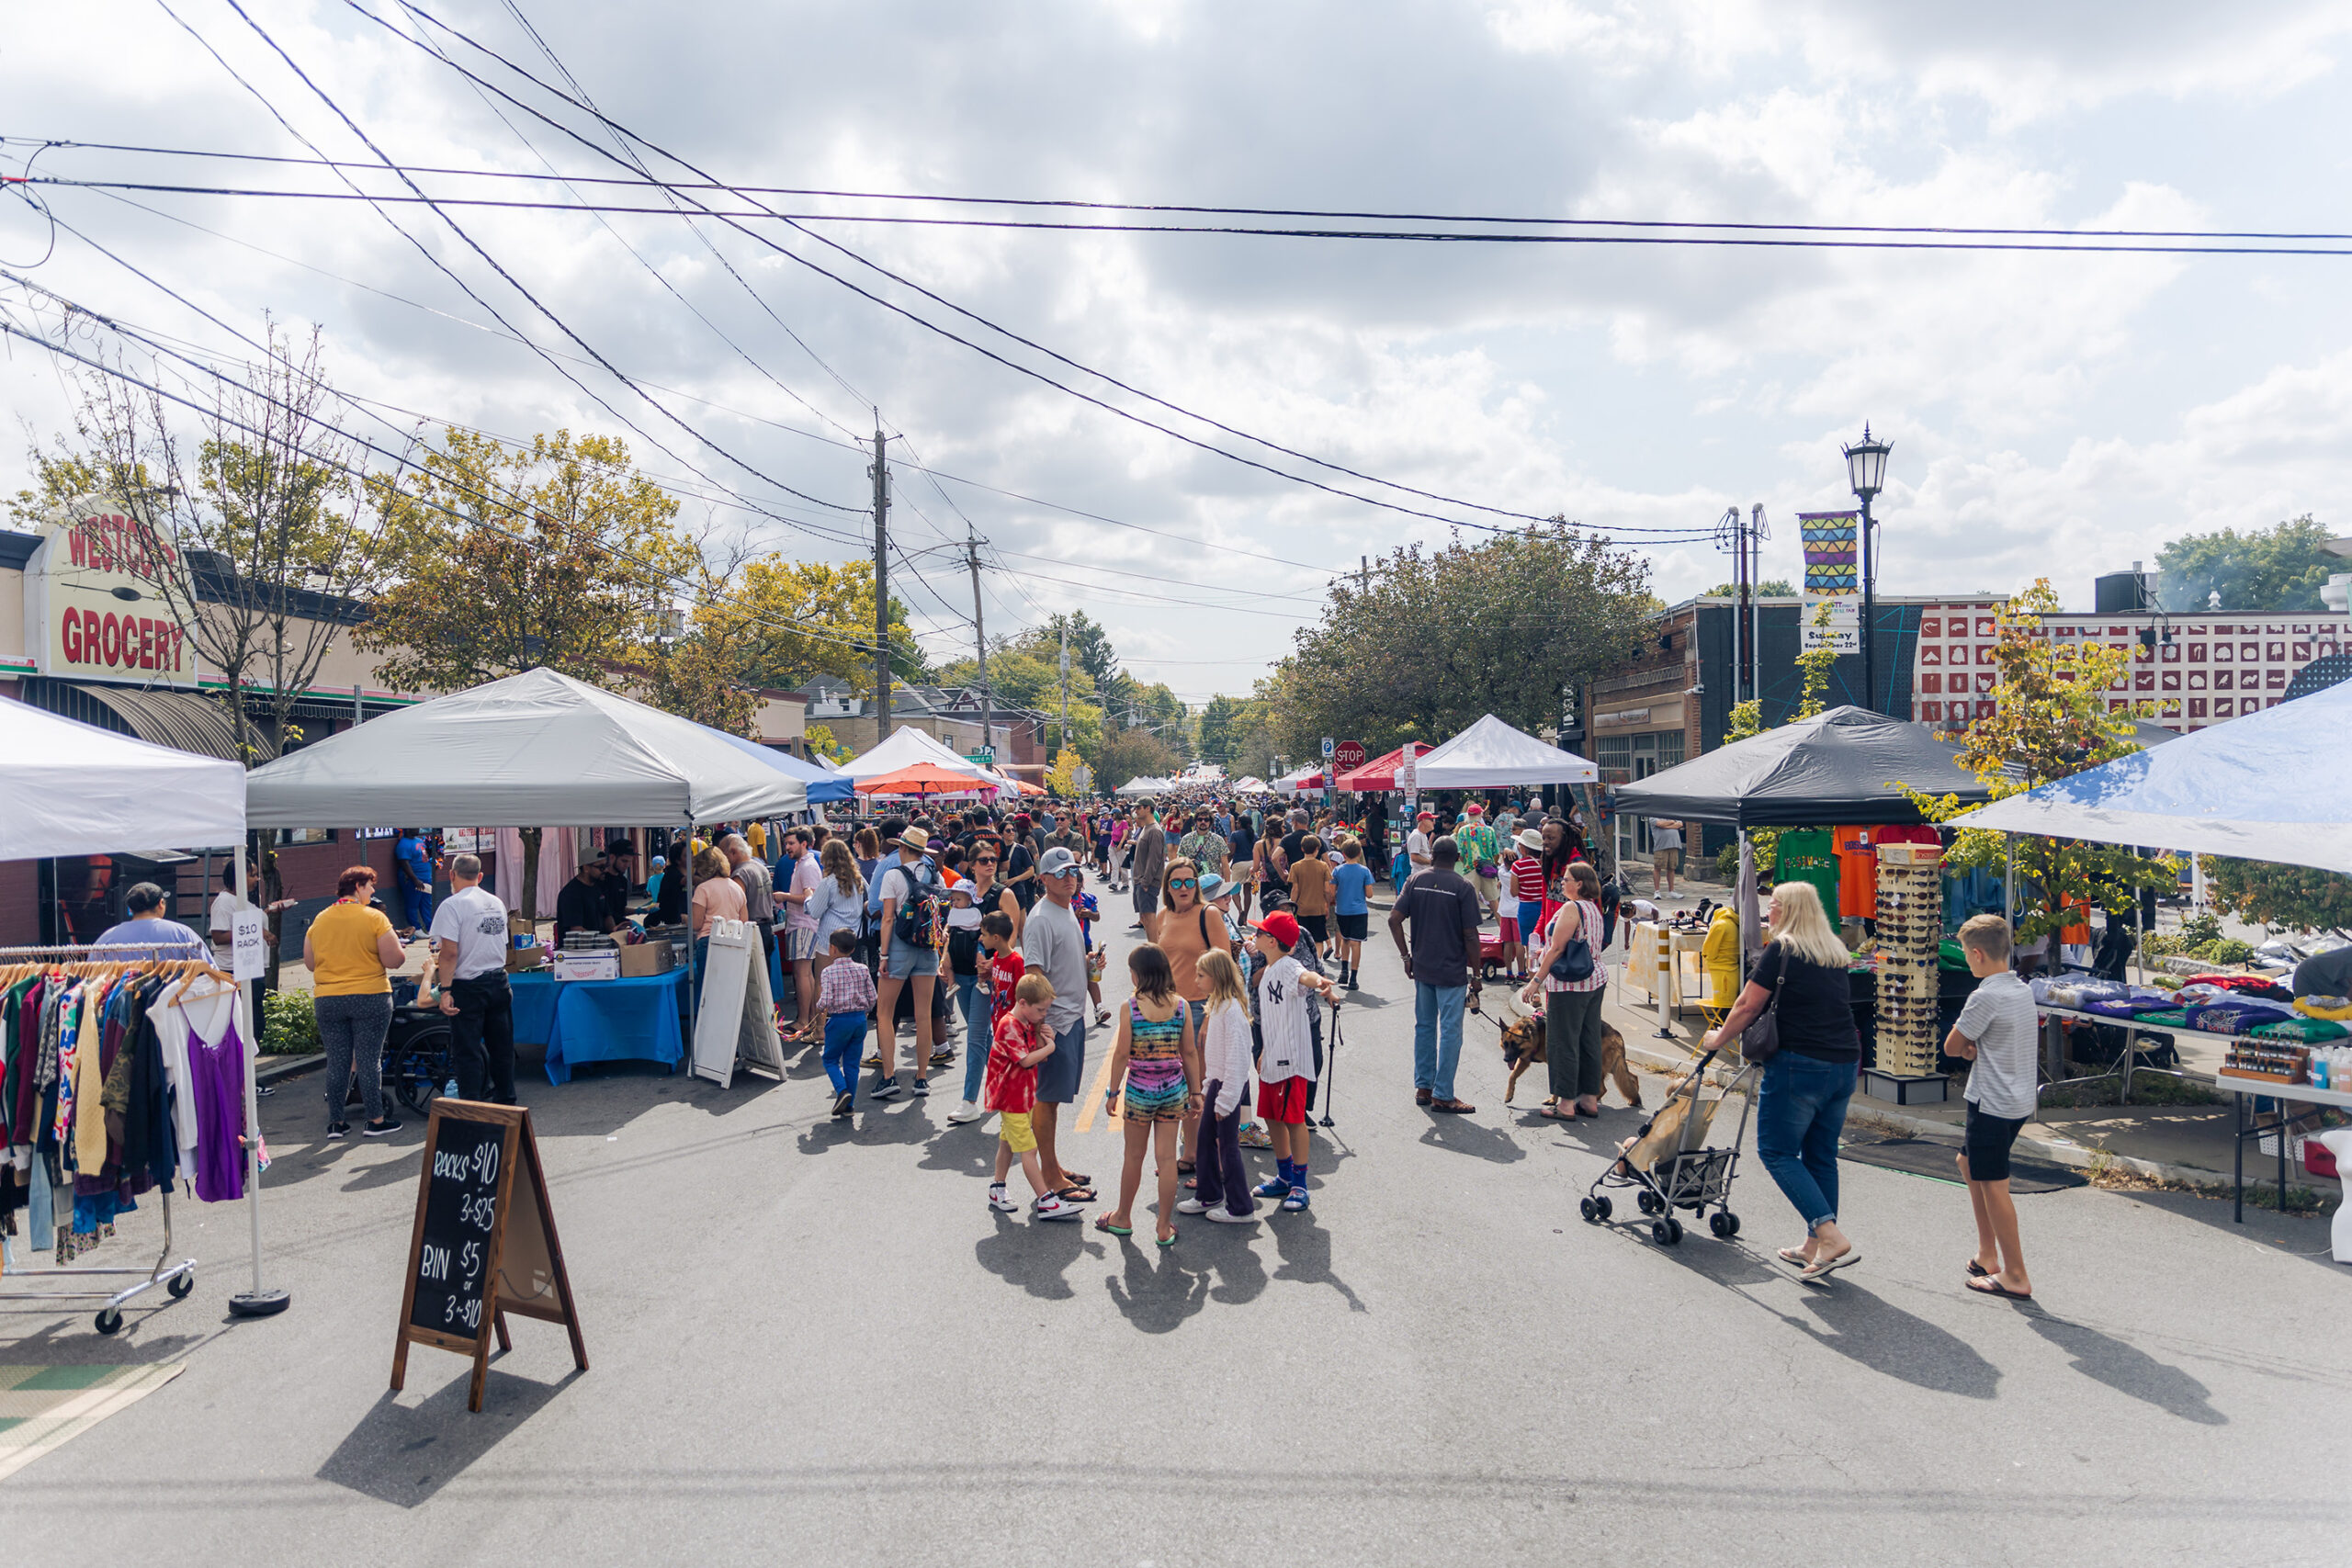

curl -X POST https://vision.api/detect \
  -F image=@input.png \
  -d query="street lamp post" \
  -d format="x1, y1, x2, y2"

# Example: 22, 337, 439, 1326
1843, 424, 1892, 715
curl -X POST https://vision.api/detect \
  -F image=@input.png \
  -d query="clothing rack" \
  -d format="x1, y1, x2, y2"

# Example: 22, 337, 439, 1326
0, 942, 227, 1334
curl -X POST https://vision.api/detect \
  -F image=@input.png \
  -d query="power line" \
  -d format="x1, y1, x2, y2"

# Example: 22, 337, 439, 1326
158, 0, 869, 541
340, 0, 1724, 542
20, 136, 2346, 243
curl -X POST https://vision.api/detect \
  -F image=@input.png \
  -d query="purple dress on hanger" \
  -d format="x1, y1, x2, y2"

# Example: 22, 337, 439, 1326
187, 1009, 248, 1203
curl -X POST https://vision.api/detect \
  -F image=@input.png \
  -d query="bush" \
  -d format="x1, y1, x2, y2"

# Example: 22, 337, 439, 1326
260, 987, 320, 1055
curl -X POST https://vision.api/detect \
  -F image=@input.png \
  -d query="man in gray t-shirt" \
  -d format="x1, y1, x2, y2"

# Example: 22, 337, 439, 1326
1022, 848, 1092, 1201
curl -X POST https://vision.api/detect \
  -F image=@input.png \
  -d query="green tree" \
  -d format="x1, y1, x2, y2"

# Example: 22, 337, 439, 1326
1902, 580, 2177, 941
359, 427, 698, 922
1704, 578, 1797, 597
2204, 860, 2352, 936
1038, 609, 1120, 687
1195, 694, 1245, 765
1267, 521, 1656, 758
1098, 725, 1182, 792
2156, 514, 2341, 613
710, 556, 922, 693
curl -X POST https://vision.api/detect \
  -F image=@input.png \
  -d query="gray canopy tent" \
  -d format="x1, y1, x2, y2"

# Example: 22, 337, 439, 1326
245, 668, 808, 1053
244, 667, 808, 828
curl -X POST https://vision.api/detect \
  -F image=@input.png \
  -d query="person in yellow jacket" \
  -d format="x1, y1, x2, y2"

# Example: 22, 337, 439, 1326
1702, 904, 1743, 1020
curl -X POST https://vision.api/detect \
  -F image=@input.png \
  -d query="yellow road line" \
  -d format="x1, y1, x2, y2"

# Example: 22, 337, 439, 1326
1073, 1043, 1120, 1134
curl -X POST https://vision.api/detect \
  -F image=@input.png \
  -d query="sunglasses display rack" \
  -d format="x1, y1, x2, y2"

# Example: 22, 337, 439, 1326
1863, 842, 1951, 1103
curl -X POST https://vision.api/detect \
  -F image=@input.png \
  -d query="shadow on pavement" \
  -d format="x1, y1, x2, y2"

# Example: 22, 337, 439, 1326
1417, 1117, 1525, 1165
1102, 1240, 1209, 1333
973, 1213, 1103, 1301
317, 1365, 581, 1507
1270, 1213, 1366, 1313
2024, 1311, 2227, 1425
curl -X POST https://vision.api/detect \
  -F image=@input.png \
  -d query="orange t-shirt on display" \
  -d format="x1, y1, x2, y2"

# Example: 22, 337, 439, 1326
1832, 826, 1876, 920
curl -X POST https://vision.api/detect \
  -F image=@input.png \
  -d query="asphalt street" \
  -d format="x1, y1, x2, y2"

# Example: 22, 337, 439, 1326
4, 895, 2347, 1566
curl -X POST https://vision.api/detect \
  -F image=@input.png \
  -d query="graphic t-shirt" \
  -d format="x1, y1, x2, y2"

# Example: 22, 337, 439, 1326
985, 1012, 1043, 1114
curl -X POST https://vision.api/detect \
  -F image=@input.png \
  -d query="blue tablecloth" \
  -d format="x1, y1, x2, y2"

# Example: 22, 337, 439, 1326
521, 969, 692, 1084
510, 970, 561, 1046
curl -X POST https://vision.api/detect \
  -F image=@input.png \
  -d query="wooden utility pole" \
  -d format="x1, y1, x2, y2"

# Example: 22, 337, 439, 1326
871, 418, 892, 740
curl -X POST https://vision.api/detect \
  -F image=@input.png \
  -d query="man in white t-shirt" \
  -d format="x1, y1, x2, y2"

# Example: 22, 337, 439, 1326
429, 852, 515, 1103
208, 863, 248, 967
1946, 914, 2041, 1303
1406, 810, 1436, 874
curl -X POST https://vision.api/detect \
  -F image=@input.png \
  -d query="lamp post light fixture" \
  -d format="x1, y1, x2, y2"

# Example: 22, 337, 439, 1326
1843, 423, 1893, 715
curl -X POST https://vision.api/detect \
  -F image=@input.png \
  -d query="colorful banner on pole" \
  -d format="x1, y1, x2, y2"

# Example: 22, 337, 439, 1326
1798, 511, 1860, 594
1798, 510, 1862, 653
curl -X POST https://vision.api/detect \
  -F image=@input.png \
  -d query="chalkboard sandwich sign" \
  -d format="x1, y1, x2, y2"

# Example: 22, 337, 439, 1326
390, 1100, 586, 1412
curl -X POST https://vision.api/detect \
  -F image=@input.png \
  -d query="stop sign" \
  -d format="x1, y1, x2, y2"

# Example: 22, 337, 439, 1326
1331, 739, 1367, 773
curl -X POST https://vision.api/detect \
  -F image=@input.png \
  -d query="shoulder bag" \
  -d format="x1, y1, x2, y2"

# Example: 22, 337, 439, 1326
1740, 948, 1789, 1065
1546, 899, 1596, 985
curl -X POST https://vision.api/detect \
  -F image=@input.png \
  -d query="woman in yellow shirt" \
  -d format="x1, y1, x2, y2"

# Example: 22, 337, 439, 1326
303, 864, 411, 1139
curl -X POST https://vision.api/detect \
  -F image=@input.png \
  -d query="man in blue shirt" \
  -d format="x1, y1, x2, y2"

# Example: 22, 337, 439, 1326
95, 882, 207, 959
393, 829, 435, 933
1329, 838, 1377, 989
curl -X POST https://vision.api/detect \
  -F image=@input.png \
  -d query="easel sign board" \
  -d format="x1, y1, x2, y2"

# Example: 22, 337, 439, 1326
390, 1100, 586, 1412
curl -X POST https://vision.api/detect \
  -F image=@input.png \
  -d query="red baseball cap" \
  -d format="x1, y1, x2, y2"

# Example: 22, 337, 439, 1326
1250, 911, 1301, 948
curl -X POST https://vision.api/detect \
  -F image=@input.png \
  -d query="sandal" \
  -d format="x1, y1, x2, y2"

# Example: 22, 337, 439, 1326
1061, 1170, 1094, 1189
1094, 1214, 1132, 1235
1967, 1259, 1993, 1278
1156, 1229, 1178, 1247
1777, 1247, 1813, 1268
1177, 1159, 1196, 1175
1539, 1105, 1577, 1122
1054, 1185, 1097, 1204
1966, 1276, 2032, 1301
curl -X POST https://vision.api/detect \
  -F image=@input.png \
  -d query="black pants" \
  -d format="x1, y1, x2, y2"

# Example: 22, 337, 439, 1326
1545, 987, 1608, 1100
448, 971, 516, 1104
1193, 1078, 1254, 1217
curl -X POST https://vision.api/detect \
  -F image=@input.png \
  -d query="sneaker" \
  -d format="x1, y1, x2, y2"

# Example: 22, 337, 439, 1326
946, 1100, 987, 1124
1238, 1123, 1273, 1149
363, 1117, 403, 1137
1251, 1176, 1292, 1199
928, 1048, 956, 1067
870, 1077, 903, 1100
989, 1184, 1019, 1213
1033, 1194, 1081, 1221
831, 1091, 853, 1119
1281, 1186, 1311, 1212
1176, 1197, 1209, 1214
1207, 1206, 1258, 1224
909, 1077, 931, 1097
326, 1122, 351, 1140
862, 1054, 883, 1069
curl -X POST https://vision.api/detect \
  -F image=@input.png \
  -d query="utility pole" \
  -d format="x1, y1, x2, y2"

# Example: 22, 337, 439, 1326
1360, 554, 1369, 594
965, 524, 991, 765
1057, 623, 1071, 755
870, 416, 891, 741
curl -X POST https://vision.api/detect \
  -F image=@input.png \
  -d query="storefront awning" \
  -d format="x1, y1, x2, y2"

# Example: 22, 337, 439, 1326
28, 679, 277, 763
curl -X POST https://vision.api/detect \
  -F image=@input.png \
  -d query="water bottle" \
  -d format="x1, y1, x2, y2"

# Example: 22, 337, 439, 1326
445, 1076, 460, 1100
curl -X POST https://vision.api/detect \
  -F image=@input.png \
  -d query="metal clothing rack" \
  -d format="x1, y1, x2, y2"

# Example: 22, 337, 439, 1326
0, 942, 210, 1335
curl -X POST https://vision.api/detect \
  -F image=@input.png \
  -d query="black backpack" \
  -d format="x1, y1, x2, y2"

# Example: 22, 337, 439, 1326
891, 861, 944, 948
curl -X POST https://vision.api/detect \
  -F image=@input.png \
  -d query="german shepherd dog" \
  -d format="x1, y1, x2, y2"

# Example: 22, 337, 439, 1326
1487, 993, 1641, 1108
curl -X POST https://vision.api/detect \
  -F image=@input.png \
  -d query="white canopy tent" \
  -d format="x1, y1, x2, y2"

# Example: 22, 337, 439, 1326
1232, 776, 1269, 794
1410, 714, 1599, 789
1116, 774, 1176, 796
244, 668, 808, 827
1, 697, 246, 859
838, 726, 996, 784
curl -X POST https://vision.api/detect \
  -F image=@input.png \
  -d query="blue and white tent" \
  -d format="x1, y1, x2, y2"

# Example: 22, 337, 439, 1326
1956, 678, 2352, 874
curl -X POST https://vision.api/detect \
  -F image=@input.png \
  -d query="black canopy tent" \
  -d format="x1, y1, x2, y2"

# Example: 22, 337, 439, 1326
1611, 706, 1991, 829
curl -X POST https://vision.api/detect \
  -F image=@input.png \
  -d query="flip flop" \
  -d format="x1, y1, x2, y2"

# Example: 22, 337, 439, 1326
1777, 1247, 1812, 1267
1062, 1170, 1094, 1188
1054, 1185, 1097, 1204
1966, 1276, 2033, 1301
1800, 1251, 1860, 1283
1539, 1106, 1577, 1122
1093, 1215, 1132, 1235
1156, 1231, 1178, 1247
1967, 1259, 1993, 1279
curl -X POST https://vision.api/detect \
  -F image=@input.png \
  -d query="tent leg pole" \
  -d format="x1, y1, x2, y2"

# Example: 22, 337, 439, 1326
229, 840, 287, 1319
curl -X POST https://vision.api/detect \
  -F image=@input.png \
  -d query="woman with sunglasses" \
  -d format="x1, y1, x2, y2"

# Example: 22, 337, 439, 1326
1147, 856, 1231, 1179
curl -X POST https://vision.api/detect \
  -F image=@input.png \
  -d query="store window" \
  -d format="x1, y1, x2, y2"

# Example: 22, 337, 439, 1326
1657, 732, 1685, 771
1596, 734, 1631, 786
277, 828, 337, 846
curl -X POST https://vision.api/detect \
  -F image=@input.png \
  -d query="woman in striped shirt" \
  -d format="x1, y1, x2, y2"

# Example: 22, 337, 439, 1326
1521, 861, 1609, 1120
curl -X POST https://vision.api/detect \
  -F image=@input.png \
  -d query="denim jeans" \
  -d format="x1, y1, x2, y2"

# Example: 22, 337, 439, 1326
821, 1011, 865, 1102
1755, 1052, 1856, 1231
957, 972, 991, 1102
1412, 981, 1467, 1100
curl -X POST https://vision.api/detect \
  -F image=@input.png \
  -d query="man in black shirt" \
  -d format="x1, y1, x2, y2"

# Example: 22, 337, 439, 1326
1386, 836, 1483, 1113
554, 855, 616, 945
600, 837, 638, 927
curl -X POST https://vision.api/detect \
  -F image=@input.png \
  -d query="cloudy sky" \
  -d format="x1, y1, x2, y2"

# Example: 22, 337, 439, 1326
6, 1, 2352, 699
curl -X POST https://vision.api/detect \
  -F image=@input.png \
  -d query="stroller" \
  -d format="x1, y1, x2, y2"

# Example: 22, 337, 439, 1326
1580, 1046, 1756, 1247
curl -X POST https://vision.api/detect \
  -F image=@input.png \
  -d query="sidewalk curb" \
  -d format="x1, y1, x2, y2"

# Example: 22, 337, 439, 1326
258, 1051, 324, 1085
1612, 1039, 2324, 1201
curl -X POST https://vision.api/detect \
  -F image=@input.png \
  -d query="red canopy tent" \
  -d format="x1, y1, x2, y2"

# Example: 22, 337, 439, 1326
1335, 744, 1411, 792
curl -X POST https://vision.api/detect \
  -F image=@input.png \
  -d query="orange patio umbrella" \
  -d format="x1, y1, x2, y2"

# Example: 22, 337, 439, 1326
854, 761, 990, 797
